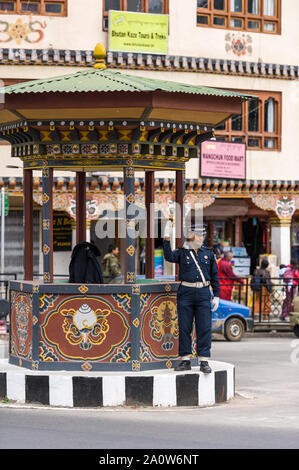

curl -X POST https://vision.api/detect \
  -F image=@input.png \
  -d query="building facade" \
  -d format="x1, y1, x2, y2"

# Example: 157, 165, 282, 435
0, 0, 298, 277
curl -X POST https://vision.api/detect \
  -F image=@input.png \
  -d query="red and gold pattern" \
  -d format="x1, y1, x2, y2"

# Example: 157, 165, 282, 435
10, 291, 33, 360
40, 295, 130, 362
140, 293, 179, 360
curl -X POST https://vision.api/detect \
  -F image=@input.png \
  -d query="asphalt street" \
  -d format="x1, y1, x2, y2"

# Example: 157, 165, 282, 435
1, 334, 299, 450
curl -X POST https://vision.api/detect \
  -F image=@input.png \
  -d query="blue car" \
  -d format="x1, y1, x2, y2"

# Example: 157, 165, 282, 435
212, 298, 253, 341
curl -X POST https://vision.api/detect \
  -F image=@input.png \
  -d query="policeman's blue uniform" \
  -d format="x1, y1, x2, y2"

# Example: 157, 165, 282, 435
163, 240, 220, 358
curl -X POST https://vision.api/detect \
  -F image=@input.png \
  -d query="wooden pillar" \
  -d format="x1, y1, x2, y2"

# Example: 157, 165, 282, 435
175, 170, 185, 280
124, 165, 136, 284
270, 217, 292, 265
23, 169, 33, 280
145, 171, 155, 279
207, 221, 214, 247
265, 218, 270, 253
227, 219, 234, 245
235, 216, 243, 247
76, 171, 86, 244
42, 167, 53, 283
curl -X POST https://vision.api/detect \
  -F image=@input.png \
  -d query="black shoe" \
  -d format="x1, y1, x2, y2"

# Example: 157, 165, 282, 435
174, 360, 191, 371
200, 361, 212, 374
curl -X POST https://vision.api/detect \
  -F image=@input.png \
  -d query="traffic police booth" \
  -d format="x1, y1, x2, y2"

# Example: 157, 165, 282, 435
0, 44, 252, 407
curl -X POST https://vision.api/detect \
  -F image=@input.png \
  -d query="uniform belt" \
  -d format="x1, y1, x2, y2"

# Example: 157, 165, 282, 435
181, 281, 210, 288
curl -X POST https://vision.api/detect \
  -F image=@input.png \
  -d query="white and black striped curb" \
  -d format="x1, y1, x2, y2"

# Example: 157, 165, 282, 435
0, 362, 234, 408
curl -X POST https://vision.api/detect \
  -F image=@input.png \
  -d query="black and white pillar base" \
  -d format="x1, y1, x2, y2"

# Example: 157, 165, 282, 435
0, 361, 234, 408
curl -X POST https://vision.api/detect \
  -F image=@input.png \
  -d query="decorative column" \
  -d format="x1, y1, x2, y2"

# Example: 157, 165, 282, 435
124, 165, 136, 284
235, 217, 243, 247
145, 171, 155, 279
76, 171, 86, 244
175, 170, 185, 280
265, 219, 270, 254
270, 217, 292, 266
42, 168, 53, 283
207, 221, 214, 247
23, 169, 33, 280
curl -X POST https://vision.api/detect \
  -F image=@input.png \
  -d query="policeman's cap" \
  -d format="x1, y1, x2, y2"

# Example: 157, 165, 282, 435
186, 224, 207, 236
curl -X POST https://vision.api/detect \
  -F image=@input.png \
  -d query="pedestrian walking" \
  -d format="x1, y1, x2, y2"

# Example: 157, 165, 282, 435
218, 251, 244, 301
281, 260, 299, 320
102, 243, 121, 283
251, 258, 273, 319
163, 221, 220, 373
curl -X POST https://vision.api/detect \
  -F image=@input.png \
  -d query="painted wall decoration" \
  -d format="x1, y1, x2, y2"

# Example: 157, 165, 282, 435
10, 290, 33, 360
140, 293, 179, 360
140, 293, 198, 362
0, 17, 47, 45
39, 294, 130, 363
251, 195, 299, 219
225, 32, 252, 56
33, 190, 217, 221
276, 196, 296, 219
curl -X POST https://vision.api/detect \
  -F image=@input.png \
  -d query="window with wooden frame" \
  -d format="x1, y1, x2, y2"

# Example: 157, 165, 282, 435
103, 0, 169, 30
197, 0, 281, 34
214, 91, 281, 151
0, 0, 67, 16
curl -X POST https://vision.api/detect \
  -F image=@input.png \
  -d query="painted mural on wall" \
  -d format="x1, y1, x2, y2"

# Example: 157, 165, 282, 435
251, 195, 299, 219
33, 191, 216, 221
225, 32, 253, 56
10, 290, 33, 361
39, 293, 131, 365
140, 293, 179, 362
140, 292, 197, 364
0, 17, 47, 44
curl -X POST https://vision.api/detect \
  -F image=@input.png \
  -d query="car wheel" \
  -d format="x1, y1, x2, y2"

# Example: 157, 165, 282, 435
224, 318, 245, 341
294, 325, 299, 338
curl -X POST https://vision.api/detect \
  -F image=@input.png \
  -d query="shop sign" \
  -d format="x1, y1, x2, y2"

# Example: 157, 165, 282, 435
200, 141, 246, 180
53, 214, 72, 252
109, 10, 169, 55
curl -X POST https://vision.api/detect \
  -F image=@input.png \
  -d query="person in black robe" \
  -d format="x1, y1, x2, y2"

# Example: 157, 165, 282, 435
69, 241, 104, 284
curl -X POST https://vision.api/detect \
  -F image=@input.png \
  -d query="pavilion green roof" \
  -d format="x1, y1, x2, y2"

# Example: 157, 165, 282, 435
0, 68, 254, 100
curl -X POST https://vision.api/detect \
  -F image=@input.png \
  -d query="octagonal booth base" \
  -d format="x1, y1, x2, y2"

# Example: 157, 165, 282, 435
0, 359, 234, 408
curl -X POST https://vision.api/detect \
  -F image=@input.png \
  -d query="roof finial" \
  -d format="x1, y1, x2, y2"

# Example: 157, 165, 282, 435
93, 43, 106, 69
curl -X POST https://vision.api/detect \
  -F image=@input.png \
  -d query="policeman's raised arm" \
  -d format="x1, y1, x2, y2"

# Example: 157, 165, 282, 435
163, 220, 180, 263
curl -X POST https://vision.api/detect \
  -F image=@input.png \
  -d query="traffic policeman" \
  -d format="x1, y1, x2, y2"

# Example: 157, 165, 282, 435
163, 222, 220, 372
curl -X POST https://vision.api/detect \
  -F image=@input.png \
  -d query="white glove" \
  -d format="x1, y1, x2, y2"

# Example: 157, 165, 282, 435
211, 297, 219, 312
164, 220, 173, 239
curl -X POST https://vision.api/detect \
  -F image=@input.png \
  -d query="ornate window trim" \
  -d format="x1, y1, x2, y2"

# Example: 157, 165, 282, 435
215, 90, 281, 151
0, 0, 67, 17
197, 0, 281, 35
103, 0, 169, 30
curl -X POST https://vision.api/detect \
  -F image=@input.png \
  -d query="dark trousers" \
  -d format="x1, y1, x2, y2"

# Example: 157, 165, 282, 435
177, 284, 212, 358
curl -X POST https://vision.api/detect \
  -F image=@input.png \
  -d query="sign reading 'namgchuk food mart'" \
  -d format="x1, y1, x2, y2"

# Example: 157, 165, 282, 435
108, 10, 169, 55
200, 141, 246, 180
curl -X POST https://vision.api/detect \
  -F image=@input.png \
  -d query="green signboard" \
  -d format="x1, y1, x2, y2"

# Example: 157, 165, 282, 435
0, 192, 9, 217
109, 10, 168, 55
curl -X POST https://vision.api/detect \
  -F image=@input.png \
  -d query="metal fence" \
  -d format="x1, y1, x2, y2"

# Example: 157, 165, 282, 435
0, 272, 297, 328
220, 276, 298, 325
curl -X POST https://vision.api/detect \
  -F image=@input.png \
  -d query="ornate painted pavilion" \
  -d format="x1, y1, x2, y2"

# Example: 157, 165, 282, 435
0, 45, 260, 371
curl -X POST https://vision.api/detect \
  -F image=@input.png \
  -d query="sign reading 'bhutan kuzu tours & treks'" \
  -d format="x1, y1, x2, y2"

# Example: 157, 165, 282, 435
108, 10, 169, 55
